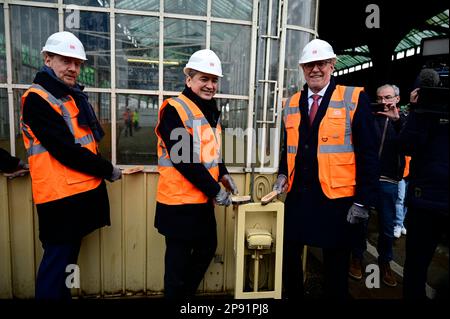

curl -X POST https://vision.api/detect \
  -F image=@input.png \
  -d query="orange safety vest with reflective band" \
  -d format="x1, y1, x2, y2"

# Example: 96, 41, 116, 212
155, 94, 221, 205
21, 84, 101, 204
283, 85, 363, 199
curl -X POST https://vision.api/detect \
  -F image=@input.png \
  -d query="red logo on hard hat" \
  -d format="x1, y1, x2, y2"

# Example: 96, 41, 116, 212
210, 62, 215, 67
312, 49, 317, 54
70, 44, 76, 50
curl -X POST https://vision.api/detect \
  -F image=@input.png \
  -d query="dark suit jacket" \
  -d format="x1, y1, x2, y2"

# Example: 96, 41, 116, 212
279, 77, 379, 247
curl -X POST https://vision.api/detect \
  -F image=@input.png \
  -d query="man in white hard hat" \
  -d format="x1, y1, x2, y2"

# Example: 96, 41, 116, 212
20, 31, 122, 300
154, 49, 238, 299
272, 38, 379, 299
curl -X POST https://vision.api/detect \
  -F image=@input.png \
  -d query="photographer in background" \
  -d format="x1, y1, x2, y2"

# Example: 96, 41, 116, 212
349, 84, 406, 287
401, 68, 449, 299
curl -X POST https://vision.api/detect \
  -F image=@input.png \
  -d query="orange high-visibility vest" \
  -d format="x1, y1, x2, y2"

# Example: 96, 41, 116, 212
21, 84, 101, 204
403, 156, 411, 178
282, 85, 363, 199
155, 94, 221, 205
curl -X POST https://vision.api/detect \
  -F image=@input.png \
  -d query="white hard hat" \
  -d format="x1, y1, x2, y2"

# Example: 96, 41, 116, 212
41, 31, 87, 61
298, 39, 336, 64
183, 49, 223, 77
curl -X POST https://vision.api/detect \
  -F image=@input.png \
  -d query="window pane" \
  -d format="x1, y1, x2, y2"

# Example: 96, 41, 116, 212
218, 99, 248, 167
284, 30, 314, 97
287, 0, 316, 28
64, 0, 109, 7
0, 5, 6, 82
116, 14, 159, 90
165, 0, 207, 16
14, 90, 27, 161
65, 11, 110, 88
212, 0, 253, 21
11, 6, 58, 84
0, 89, 10, 152
211, 22, 251, 95
116, 94, 159, 165
116, 0, 158, 11
164, 19, 206, 92
86, 92, 111, 161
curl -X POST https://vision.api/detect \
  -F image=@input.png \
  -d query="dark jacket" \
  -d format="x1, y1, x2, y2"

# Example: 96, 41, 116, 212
154, 86, 227, 239
374, 113, 406, 181
0, 148, 21, 173
279, 77, 380, 247
398, 111, 448, 213
22, 70, 113, 244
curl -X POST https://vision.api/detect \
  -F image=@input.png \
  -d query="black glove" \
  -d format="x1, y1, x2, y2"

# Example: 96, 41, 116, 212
272, 174, 288, 194
107, 165, 122, 182
346, 203, 369, 224
220, 174, 238, 195
215, 188, 231, 206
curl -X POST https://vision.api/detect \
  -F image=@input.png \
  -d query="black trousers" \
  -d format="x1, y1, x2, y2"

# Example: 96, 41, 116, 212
283, 240, 350, 300
164, 234, 217, 299
403, 207, 448, 299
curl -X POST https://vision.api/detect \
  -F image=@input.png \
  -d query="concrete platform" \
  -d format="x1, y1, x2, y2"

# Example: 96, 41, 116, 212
305, 214, 449, 300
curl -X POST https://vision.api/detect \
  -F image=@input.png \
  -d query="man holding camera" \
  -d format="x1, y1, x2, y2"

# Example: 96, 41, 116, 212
401, 69, 448, 299
349, 84, 406, 287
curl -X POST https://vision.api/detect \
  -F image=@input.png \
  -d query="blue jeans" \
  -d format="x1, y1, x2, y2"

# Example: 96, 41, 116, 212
351, 181, 397, 263
35, 241, 81, 300
395, 179, 408, 227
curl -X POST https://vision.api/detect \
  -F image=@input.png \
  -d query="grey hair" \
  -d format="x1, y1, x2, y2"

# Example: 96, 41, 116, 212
187, 69, 199, 78
377, 84, 400, 96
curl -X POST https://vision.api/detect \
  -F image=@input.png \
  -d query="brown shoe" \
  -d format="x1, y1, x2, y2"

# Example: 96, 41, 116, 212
349, 257, 363, 280
380, 262, 397, 287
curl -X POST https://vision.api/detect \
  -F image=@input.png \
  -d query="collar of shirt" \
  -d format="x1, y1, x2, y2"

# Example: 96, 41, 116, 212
307, 83, 330, 112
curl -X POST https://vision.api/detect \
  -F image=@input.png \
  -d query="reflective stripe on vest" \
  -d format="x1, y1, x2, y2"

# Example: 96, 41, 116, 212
283, 85, 363, 199
155, 94, 221, 205
21, 84, 101, 204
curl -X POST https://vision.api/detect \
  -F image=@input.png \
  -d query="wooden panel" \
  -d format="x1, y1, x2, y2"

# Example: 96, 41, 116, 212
102, 181, 123, 295
224, 173, 250, 293
0, 176, 13, 298
202, 205, 226, 293
8, 176, 35, 298
2, 172, 258, 298
145, 173, 164, 293
33, 204, 43, 289
79, 230, 101, 296
123, 173, 147, 292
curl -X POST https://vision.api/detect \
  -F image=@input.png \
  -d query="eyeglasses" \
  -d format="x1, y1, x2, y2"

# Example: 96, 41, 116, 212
376, 95, 397, 102
302, 60, 331, 71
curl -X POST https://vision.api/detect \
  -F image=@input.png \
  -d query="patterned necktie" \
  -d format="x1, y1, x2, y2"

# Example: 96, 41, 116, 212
309, 94, 320, 125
